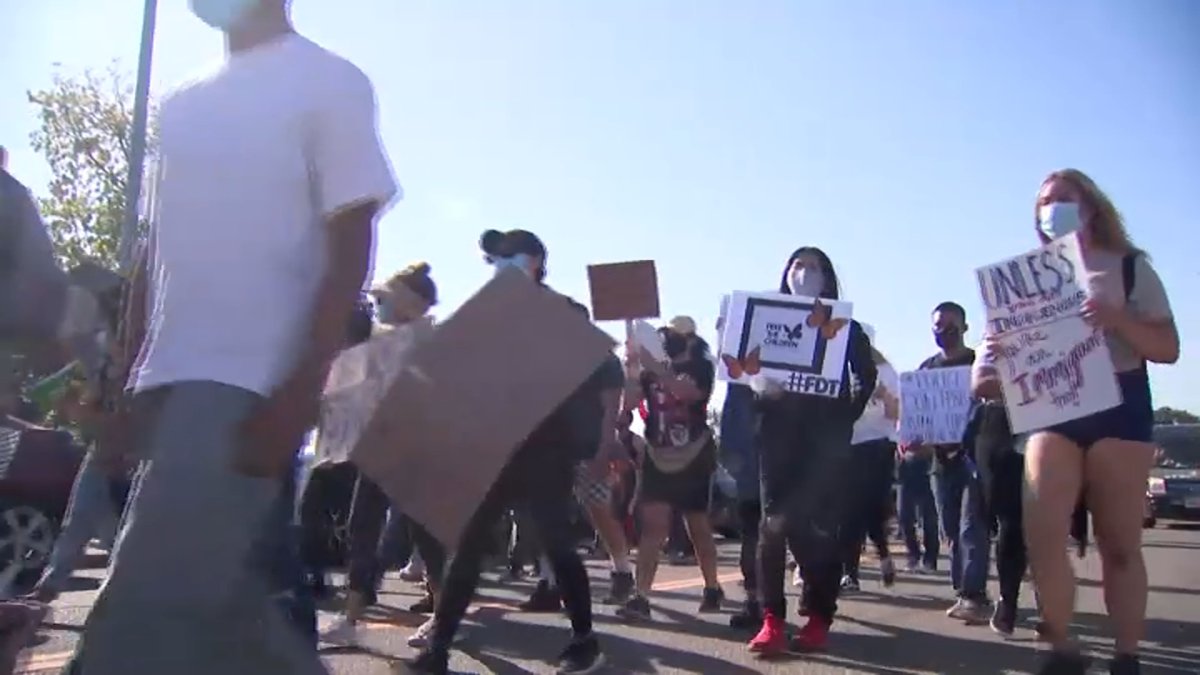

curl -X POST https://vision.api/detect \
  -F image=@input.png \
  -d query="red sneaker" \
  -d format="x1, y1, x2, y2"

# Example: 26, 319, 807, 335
747, 611, 788, 656
789, 617, 830, 652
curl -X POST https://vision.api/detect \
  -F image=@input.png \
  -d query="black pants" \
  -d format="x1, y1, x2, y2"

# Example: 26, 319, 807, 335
738, 501, 762, 595
840, 439, 896, 580
758, 423, 852, 622
428, 446, 592, 654
989, 451, 1027, 612
345, 475, 391, 598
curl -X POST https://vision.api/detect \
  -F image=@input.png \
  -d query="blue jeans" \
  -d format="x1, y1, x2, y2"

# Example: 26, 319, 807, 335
254, 462, 317, 644
63, 382, 328, 675
897, 456, 939, 567
36, 449, 119, 594
934, 457, 990, 600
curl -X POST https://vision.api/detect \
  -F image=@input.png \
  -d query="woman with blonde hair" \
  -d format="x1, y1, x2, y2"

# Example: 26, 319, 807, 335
980, 169, 1178, 675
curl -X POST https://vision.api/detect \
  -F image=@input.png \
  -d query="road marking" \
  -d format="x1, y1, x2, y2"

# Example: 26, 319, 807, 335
15, 571, 740, 673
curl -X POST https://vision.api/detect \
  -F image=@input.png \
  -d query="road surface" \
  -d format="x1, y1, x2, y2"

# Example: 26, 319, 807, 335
18, 523, 1200, 674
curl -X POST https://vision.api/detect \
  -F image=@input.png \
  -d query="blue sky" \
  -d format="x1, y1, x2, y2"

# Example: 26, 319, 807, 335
1, 0, 1197, 412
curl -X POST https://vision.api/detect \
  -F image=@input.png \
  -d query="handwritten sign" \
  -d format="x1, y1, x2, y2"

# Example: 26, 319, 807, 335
898, 366, 973, 444
975, 232, 1121, 434
716, 291, 854, 398
587, 260, 660, 321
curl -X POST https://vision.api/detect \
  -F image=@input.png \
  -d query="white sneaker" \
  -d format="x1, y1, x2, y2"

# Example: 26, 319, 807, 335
792, 567, 804, 588
320, 617, 359, 647
407, 617, 466, 648
399, 560, 426, 583
407, 617, 436, 648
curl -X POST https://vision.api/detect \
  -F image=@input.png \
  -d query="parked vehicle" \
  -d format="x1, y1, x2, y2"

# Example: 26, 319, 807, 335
1146, 424, 1200, 527
0, 421, 86, 592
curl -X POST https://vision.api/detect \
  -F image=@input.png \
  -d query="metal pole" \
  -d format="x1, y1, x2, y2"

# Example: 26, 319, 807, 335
118, 0, 159, 272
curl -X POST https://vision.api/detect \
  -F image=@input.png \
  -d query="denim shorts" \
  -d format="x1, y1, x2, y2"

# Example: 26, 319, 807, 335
1042, 367, 1154, 450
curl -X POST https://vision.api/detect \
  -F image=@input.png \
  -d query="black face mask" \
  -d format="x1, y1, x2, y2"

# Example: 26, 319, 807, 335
934, 326, 962, 350
663, 334, 689, 359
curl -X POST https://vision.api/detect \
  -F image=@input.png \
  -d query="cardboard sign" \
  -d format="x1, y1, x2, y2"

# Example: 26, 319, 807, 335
351, 268, 616, 549
975, 232, 1121, 434
898, 366, 973, 445
587, 260, 660, 321
716, 291, 854, 399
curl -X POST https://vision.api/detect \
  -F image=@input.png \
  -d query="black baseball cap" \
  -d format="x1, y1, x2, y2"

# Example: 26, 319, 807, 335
480, 229, 547, 262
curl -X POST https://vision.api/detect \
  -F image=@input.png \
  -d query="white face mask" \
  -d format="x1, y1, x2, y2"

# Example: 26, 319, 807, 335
1038, 202, 1083, 240
788, 267, 824, 297
190, 0, 259, 30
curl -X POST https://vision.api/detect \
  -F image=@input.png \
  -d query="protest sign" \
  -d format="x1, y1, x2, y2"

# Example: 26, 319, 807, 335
975, 232, 1121, 434
351, 268, 615, 549
716, 291, 853, 398
312, 320, 433, 465
898, 366, 973, 444
587, 260, 660, 322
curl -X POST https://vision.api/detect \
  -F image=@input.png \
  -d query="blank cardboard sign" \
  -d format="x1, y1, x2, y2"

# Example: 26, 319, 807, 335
587, 260, 660, 321
351, 268, 616, 549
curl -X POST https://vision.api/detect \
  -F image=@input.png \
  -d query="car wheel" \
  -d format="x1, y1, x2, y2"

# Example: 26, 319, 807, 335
0, 504, 59, 593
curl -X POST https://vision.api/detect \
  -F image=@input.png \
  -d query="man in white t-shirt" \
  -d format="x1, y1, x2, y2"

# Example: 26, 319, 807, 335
65, 2, 397, 674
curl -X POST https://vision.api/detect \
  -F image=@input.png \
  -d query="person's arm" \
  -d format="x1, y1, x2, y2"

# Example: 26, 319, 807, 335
1083, 256, 1178, 364
642, 356, 710, 403
846, 322, 877, 421
240, 62, 397, 476
970, 354, 1003, 401
594, 356, 625, 463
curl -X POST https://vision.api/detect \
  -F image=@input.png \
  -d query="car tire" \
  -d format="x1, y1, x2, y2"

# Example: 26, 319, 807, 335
0, 502, 59, 593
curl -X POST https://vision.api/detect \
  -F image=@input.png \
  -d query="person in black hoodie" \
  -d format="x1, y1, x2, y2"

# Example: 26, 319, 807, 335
401, 229, 615, 675
746, 246, 875, 657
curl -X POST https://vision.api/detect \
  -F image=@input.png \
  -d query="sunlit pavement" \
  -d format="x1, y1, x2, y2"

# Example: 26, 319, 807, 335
18, 525, 1200, 674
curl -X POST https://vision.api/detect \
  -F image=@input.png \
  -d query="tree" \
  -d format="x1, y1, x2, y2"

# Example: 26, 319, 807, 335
26, 66, 155, 271
1154, 407, 1199, 425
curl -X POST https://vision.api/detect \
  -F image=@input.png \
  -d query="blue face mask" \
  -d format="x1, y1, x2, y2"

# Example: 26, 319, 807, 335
1038, 202, 1083, 240
190, 0, 259, 30
492, 254, 535, 279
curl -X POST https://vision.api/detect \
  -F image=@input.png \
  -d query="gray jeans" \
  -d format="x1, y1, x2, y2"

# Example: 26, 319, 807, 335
65, 381, 327, 675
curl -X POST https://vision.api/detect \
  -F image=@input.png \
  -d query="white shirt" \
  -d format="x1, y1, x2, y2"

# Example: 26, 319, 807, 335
852, 362, 900, 445
133, 35, 398, 395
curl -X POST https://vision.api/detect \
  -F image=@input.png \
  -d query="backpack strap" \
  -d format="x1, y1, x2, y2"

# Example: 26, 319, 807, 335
1121, 252, 1137, 302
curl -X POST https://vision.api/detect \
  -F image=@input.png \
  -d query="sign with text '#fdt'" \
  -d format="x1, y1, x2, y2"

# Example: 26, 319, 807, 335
716, 291, 853, 399
975, 232, 1120, 434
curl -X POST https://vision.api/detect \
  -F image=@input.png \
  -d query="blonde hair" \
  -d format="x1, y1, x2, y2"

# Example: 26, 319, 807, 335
1037, 168, 1139, 254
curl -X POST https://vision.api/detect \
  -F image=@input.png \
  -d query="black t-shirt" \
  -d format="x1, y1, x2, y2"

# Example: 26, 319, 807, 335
640, 356, 715, 448
918, 349, 976, 465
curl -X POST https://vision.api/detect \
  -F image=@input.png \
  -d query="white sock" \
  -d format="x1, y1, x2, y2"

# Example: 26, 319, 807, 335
611, 554, 631, 574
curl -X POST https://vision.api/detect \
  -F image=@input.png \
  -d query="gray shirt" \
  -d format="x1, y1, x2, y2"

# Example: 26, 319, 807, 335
0, 168, 68, 342
1086, 249, 1173, 372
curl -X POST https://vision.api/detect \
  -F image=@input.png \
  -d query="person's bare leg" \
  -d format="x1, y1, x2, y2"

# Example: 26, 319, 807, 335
683, 512, 720, 588
634, 503, 670, 595
1023, 431, 1085, 649
585, 502, 631, 572
1085, 439, 1156, 656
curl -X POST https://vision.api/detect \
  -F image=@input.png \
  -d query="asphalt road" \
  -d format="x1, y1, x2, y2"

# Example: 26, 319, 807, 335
17, 523, 1200, 675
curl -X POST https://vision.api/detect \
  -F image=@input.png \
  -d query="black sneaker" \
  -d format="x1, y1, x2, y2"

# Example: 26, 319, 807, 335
698, 586, 724, 613
615, 594, 651, 622
520, 579, 564, 612
409, 593, 435, 614
989, 603, 1015, 637
556, 633, 605, 675
728, 599, 761, 630
1037, 649, 1090, 675
396, 648, 450, 674
1109, 653, 1141, 675
602, 571, 634, 605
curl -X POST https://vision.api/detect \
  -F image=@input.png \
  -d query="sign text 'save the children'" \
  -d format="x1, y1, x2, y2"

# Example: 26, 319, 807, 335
716, 290, 853, 399
975, 233, 1121, 434
898, 366, 973, 445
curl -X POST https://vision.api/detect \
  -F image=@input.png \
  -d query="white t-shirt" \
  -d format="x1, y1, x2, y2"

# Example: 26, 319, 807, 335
852, 362, 900, 445
132, 35, 398, 396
